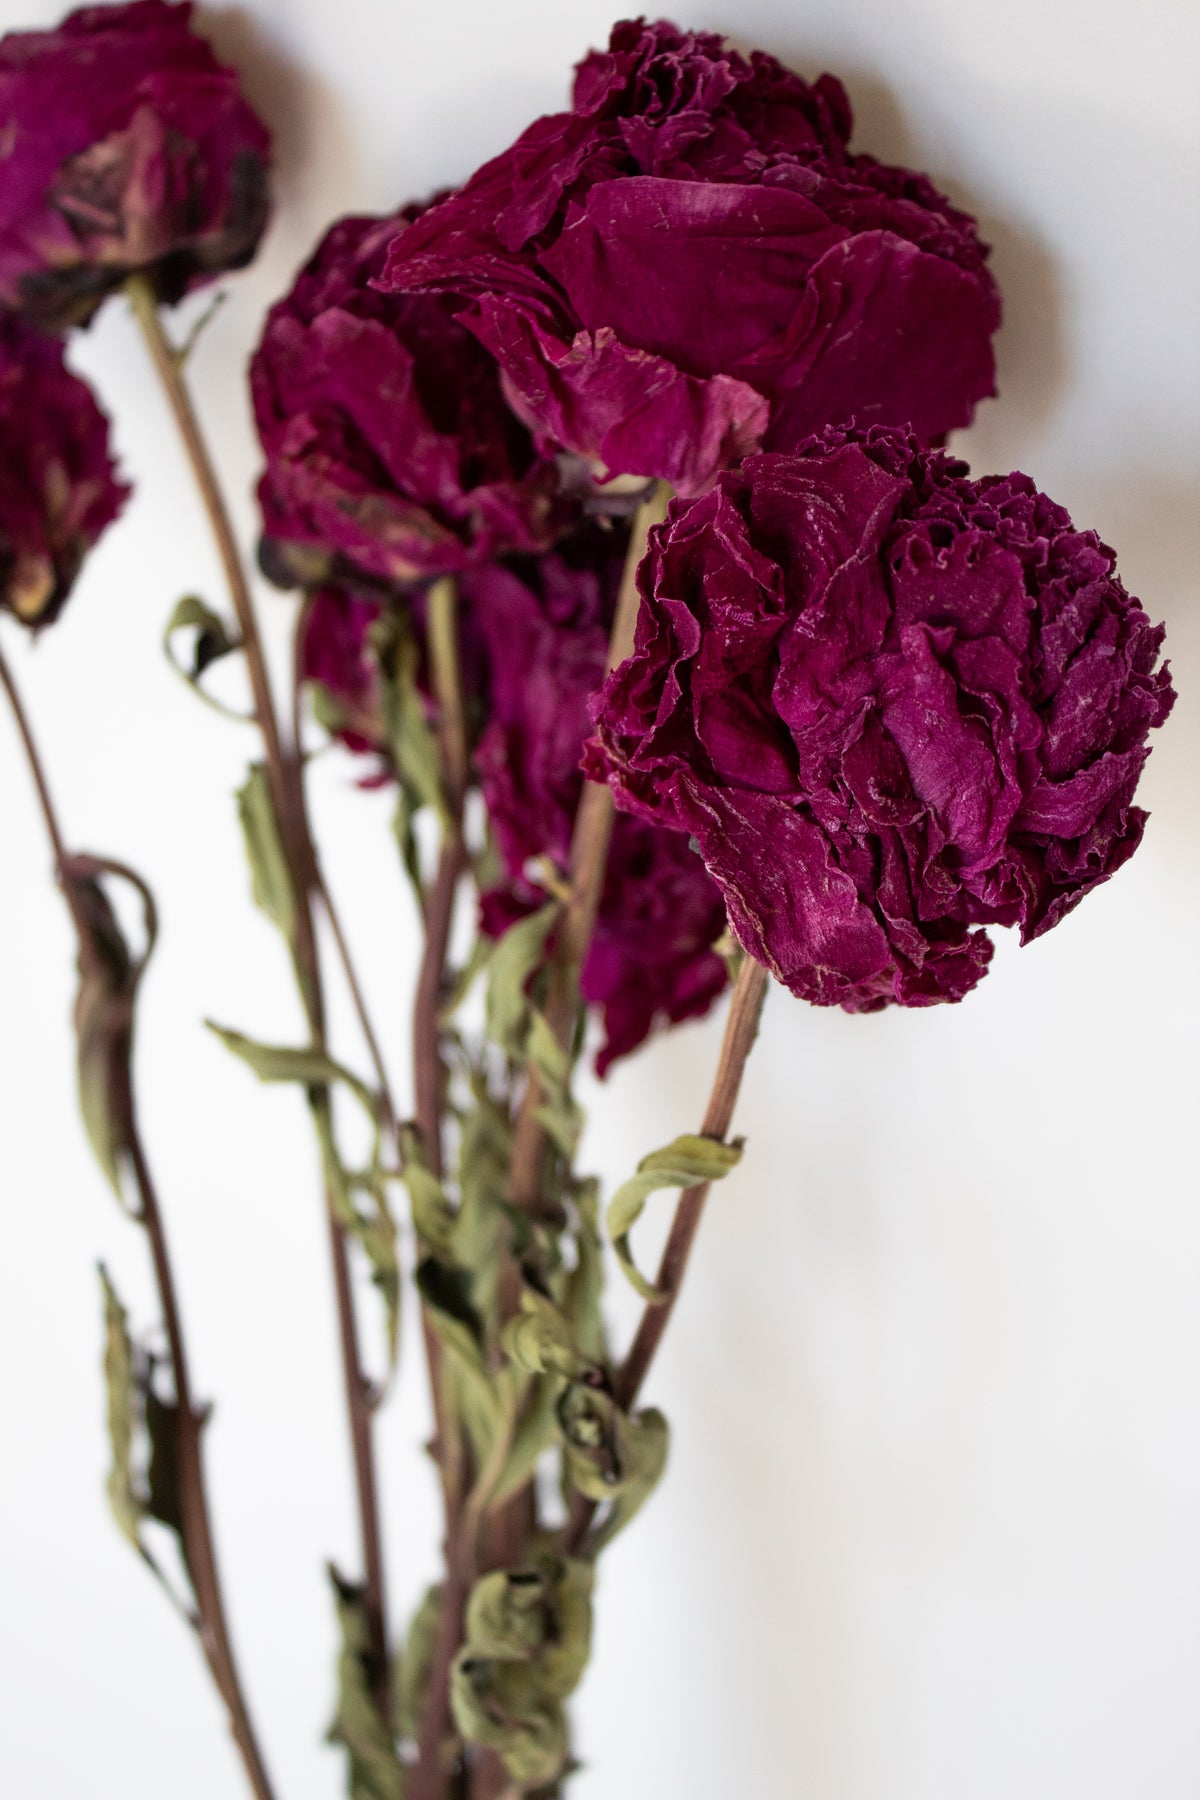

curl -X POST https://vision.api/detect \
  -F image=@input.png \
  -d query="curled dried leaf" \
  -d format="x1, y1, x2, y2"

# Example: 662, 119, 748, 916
66, 856, 156, 1198
607, 1133, 744, 1301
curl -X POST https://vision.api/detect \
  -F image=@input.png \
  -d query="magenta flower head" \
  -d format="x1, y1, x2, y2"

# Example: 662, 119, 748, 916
0, 313, 127, 626
466, 532, 728, 1072
251, 207, 568, 594
380, 18, 1000, 498
588, 428, 1175, 1010
0, 1, 271, 330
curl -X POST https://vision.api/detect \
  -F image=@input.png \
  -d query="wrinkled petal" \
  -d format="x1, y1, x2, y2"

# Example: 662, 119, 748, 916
590, 427, 1174, 1010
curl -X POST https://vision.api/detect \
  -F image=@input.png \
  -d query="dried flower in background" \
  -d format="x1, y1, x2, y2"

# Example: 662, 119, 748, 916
0, 312, 127, 625
0, 0, 270, 330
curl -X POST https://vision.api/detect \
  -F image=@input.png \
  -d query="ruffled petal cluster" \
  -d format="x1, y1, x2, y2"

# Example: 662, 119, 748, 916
0, 0, 270, 329
0, 312, 127, 625
589, 428, 1174, 1008
380, 17, 999, 496
251, 209, 568, 592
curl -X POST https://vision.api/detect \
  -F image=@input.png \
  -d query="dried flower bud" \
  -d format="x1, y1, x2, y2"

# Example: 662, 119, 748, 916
0, 313, 127, 626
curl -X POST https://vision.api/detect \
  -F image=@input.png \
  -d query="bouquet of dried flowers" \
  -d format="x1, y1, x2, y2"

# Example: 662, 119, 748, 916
0, 9, 1174, 1798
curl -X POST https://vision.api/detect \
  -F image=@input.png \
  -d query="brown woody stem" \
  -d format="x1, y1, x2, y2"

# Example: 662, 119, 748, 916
565, 954, 770, 1555
127, 277, 391, 1719
0, 639, 276, 1800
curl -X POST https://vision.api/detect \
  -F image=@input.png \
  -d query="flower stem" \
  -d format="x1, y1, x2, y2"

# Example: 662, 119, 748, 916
126, 276, 391, 1719
0, 638, 277, 1800
565, 953, 770, 1554
507, 480, 671, 1218
409, 575, 473, 1800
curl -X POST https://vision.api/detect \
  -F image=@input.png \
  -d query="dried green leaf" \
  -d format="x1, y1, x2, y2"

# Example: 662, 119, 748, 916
527, 1011, 582, 1159
450, 1559, 591, 1784
484, 903, 558, 1063
501, 1288, 594, 1383
372, 613, 446, 823
391, 780, 425, 912
440, 934, 494, 1024
559, 1385, 669, 1548
607, 1133, 744, 1301
465, 1569, 547, 1662
327, 1567, 405, 1800
401, 1130, 457, 1260
206, 1024, 376, 1113
491, 1376, 560, 1509
538, 1559, 594, 1703
455, 1094, 511, 1319
565, 1181, 606, 1368
66, 859, 156, 1198
99, 1265, 141, 1547
450, 1656, 566, 1787
163, 595, 245, 718
417, 1259, 501, 1467
312, 1098, 402, 1372
237, 763, 295, 945
352, 1170, 402, 1371
396, 1583, 442, 1746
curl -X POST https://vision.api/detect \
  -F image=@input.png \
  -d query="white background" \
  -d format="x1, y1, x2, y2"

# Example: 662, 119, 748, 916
1, 1, 1198, 1796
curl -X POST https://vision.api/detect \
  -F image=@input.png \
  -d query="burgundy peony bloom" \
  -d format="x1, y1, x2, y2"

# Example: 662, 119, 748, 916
0, 1, 271, 330
252, 208, 567, 593
0, 312, 127, 625
588, 428, 1174, 1010
465, 533, 728, 1071
380, 18, 1000, 497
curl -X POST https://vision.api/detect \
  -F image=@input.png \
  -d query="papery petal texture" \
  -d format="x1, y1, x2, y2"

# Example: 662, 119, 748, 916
252, 209, 567, 590
380, 18, 1000, 495
589, 428, 1175, 1009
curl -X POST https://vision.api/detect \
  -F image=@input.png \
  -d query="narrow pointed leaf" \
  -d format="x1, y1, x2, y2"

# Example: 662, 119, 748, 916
327, 1567, 406, 1800
237, 763, 295, 944
99, 1266, 142, 1547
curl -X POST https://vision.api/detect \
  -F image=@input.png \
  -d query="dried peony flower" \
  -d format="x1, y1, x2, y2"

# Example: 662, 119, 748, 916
0, 313, 127, 625
0, 1, 271, 330
380, 17, 1000, 498
466, 532, 728, 1071
252, 208, 567, 593
588, 428, 1175, 1010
